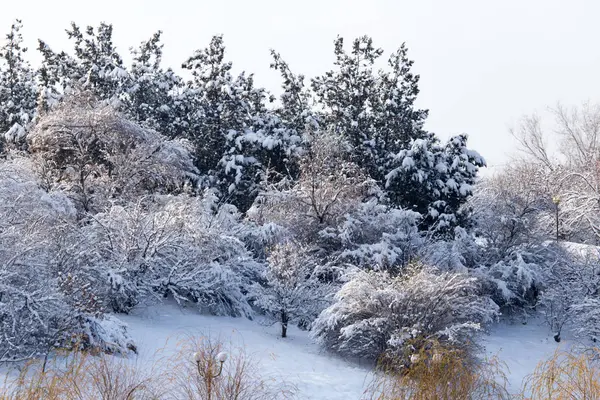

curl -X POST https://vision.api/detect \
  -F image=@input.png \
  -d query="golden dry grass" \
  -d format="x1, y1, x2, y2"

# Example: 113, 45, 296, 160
166, 334, 295, 400
0, 335, 295, 400
6, 336, 600, 400
520, 348, 600, 400
0, 351, 160, 400
364, 340, 510, 400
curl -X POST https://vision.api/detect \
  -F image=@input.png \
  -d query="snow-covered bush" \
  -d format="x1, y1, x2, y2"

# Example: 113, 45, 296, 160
475, 249, 544, 314
311, 264, 498, 363
537, 242, 600, 342
28, 92, 197, 215
421, 227, 481, 272
320, 199, 423, 272
74, 193, 259, 317
252, 242, 331, 337
0, 157, 132, 361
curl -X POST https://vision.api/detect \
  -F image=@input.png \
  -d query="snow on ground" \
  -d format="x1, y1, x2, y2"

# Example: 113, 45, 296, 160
119, 302, 569, 399
482, 317, 570, 396
0, 301, 569, 399
120, 302, 374, 400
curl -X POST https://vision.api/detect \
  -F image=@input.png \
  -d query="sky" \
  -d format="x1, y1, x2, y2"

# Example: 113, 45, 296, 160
2, 0, 600, 174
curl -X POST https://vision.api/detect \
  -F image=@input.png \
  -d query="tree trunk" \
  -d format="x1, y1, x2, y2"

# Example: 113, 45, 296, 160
281, 309, 288, 338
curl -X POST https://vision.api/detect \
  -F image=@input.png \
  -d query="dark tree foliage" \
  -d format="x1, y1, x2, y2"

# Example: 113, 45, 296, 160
0, 20, 36, 149
3, 21, 483, 229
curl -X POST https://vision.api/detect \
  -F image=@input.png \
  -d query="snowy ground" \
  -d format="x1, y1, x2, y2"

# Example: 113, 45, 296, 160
120, 303, 374, 400
118, 303, 567, 399
482, 317, 570, 395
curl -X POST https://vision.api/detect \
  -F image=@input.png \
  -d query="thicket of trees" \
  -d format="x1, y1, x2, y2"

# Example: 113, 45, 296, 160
0, 20, 597, 366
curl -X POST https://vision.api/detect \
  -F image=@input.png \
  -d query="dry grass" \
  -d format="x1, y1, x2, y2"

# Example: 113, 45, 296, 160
165, 334, 295, 400
0, 335, 295, 400
11, 335, 600, 400
0, 350, 160, 400
520, 348, 600, 399
364, 340, 510, 400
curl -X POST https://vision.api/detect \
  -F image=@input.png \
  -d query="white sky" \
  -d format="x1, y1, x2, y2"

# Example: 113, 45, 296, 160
3, 0, 600, 174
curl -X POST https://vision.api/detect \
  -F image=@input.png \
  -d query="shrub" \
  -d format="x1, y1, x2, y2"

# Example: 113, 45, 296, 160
165, 335, 295, 400
365, 340, 509, 400
521, 348, 600, 399
311, 264, 499, 363
71, 194, 260, 316
1, 350, 160, 399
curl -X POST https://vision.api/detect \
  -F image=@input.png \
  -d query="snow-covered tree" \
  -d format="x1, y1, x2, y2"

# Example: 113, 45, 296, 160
270, 50, 315, 131
252, 130, 371, 243
253, 243, 331, 337
268, 50, 317, 179
312, 36, 427, 180
122, 31, 186, 139
312, 36, 483, 232
512, 103, 600, 244
385, 134, 486, 234
28, 92, 198, 215
311, 264, 498, 363
0, 20, 36, 148
0, 157, 134, 361
471, 163, 554, 261
36, 39, 76, 112
537, 242, 600, 342
182, 36, 302, 211
37, 22, 129, 108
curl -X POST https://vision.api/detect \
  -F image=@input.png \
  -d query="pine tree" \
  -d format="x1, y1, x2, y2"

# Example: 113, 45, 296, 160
123, 31, 186, 138
0, 20, 36, 147
37, 22, 129, 107
312, 36, 428, 183
36, 39, 77, 112
313, 36, 483, 233
385, 134, 485, 234
182, 36, 302, 212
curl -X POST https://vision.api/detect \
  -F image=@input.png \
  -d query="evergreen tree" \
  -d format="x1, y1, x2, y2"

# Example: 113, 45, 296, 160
123, 31, 186, 138
182, 36, 302, 212
36, 39, 77, 112
268, 50, 317, 181
312, 36, 427, 183
0, 20, 36, 146
37, 22, 129, 107
385, 134, 485, 234
312, 36, 483, 233
270, 50, 316, 139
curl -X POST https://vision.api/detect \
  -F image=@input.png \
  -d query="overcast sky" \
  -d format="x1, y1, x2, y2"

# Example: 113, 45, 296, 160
3, 0, 599, 174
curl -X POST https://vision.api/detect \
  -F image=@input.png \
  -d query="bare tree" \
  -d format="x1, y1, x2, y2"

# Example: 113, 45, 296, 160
511, 113, 554, 170
511, 102, 600, 243
253, 130, 373, 243
28, 91, 198, 215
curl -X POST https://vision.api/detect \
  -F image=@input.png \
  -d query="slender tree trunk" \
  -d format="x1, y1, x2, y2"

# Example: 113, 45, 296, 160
555, 203, 559, 241
281, 309, 288, 338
